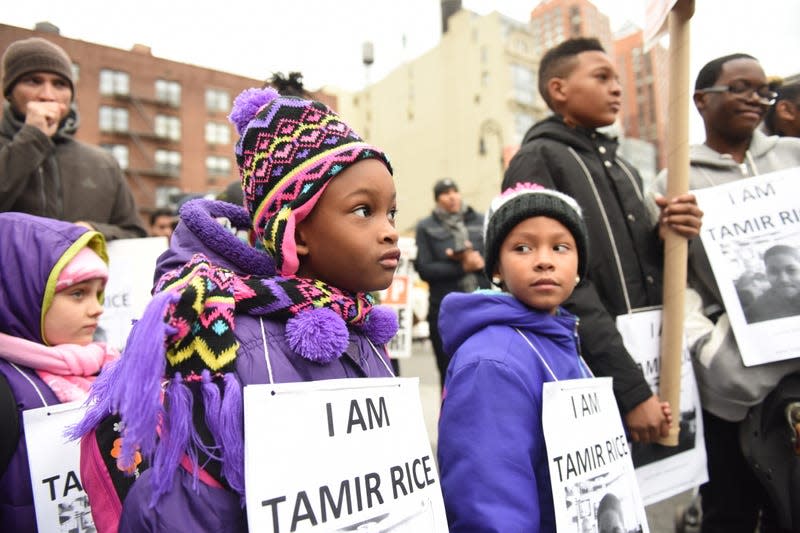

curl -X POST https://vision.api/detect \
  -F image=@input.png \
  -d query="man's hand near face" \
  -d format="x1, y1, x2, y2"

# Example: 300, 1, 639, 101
25, 101, 67, 137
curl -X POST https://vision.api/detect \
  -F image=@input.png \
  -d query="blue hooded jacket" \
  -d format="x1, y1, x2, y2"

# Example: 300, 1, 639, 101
437, 290, 589, 532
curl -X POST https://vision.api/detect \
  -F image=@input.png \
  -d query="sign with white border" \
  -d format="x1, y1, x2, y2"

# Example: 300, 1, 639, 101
244, 377, 447, 532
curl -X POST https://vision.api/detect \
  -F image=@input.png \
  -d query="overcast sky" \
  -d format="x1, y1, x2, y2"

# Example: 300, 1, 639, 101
3, 0, 799, 142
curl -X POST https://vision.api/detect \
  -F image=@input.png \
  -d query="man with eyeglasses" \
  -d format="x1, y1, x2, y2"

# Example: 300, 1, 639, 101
651, 53, 800, 533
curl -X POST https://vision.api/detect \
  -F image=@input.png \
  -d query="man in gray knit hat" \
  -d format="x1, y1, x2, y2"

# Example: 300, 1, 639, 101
0, 37, 145, 239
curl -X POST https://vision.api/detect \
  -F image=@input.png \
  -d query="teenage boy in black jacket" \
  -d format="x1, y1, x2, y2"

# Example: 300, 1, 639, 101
503, 37, 703, 443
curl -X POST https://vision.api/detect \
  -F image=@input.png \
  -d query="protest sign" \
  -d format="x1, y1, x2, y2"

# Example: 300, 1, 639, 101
693, 167, 800, 366
617, 309, 707, 504
98, 237, 167, 350
244, 377, 447, 532
23, 401, 94, 533
379, 237, 417, 359
543, 377, 649, 533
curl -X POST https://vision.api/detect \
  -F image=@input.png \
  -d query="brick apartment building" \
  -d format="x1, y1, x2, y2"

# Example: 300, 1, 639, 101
614, 25, 668, 170
0, 22, 335, 219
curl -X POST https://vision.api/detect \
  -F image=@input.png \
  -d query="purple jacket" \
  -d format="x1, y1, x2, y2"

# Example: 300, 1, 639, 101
0, 212, 104, 532
81, 200, 395, 532
438, 291, 588, 532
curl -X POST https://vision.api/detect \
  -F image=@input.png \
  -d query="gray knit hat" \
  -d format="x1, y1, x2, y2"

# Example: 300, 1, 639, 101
2, 37, 74, 98
433, 178, 458, 200
484, 182, 589, 282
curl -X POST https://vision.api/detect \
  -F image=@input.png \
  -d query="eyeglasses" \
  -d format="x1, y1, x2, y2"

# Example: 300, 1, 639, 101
699, 80, 778, 105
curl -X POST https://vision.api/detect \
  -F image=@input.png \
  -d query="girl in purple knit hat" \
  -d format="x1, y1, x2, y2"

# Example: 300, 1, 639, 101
74, 88, 401, 532
0, 212, 118, 532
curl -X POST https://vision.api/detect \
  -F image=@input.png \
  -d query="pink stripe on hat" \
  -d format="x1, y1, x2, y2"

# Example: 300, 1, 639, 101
56, 247, 109, 292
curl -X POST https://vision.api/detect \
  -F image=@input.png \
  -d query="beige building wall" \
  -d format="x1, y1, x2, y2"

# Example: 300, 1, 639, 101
335, 10, 547, 234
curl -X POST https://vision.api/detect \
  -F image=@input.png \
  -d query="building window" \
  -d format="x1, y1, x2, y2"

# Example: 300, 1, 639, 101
514, 112, 535, 144
481, 71, 490, 88
480, 46, 489, 64
154, 115, 181, 141
99, 69, 129, 96
511, 64, 536, 105
155, 185, 181, 208
101, 144, 129, 169
155, 149, 181, 176
205, 122, 231, 145
205, 89, 230, 113
100, 144, 130, 170
99, 106, 129, 133
71, 63, 80, 84
206, 156, 231, 177
155, 79, 181, 106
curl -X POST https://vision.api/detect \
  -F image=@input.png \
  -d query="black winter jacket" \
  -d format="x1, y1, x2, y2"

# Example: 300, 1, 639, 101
0, 103, 146, 240
414, 206, 490, 306
503, 115, 661, 414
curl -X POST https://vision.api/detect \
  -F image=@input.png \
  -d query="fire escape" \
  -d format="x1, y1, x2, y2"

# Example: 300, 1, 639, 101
103, 88, 182, 209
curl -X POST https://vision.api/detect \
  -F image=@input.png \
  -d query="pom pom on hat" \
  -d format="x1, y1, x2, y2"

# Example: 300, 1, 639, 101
228, 88, 280, 135
228, 88, 393, 276
483, 182, 589, 282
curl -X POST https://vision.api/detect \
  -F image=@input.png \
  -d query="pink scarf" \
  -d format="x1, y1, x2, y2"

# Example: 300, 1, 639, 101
0, 332, 119, 403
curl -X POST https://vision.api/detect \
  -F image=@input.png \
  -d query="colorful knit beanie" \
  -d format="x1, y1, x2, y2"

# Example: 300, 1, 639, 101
228, 88, 392, 276
483, 182, 589, 282
2, 37, 74, 98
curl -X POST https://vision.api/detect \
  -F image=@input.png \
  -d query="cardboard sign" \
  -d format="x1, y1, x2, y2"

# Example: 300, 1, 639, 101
644, 0, 678, 50
543, 377, 649, 533
693, 167, 800, 366
616, 309, 707, 504
98, 237, 168, 350
23, 401, 94, 533
379, 237, 417, 359
244, 377, 447, 532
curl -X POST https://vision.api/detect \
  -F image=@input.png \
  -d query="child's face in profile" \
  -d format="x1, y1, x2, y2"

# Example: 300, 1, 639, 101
765, 252, 800, 298
556, 50, 621, 129
43, 278, 105, 345
495, 216, 579, 314
295, 159, 399, 293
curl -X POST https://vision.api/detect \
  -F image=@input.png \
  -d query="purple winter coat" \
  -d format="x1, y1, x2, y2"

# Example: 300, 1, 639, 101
82, 200, 396, 533
0, 212, 106, 532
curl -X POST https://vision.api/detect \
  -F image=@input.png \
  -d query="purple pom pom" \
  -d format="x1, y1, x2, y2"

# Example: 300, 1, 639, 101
228, 87, 280, 135
360, 305, 399, 345
285, 308, 349, 363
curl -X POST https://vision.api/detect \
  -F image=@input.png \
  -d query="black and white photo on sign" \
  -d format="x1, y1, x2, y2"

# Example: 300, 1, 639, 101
562, 473, 644, 533
729, 239, 800, 325
615, 310, 707, 505
692, 167, 800, 366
